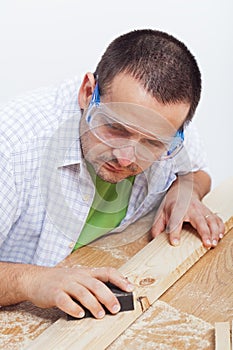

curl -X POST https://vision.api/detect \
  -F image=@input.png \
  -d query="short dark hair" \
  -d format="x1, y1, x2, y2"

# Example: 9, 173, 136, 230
94, 29, 201, 122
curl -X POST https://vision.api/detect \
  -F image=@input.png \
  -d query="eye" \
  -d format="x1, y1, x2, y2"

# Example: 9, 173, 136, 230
144, 138, 165, 149
106, 123, 131, 136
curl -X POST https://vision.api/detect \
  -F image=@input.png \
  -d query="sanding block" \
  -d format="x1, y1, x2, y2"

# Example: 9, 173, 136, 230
67, 282, 134, 320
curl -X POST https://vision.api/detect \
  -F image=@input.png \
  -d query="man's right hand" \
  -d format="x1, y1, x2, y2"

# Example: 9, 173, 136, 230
0, 263, 134, 319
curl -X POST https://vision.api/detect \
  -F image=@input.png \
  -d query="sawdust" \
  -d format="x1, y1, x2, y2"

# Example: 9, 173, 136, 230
0, 300, 214, 350
193, 292, 233, 315
163, 282, 233, 322
95, 246, 131, 262
108, 300, 213, 350
0, 301, 63, 350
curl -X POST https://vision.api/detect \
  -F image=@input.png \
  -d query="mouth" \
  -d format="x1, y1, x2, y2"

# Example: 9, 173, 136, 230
103, 161, 126, 172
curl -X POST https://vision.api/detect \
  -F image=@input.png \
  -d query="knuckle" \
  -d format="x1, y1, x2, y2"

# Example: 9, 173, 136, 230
201, 231, 209, 239
219, 222, 225, 233
80, 295, 104, 318
197, 220, 209, 232
50, 285, 62, 298
211, 232, 220, 240
105, 266, 117, 277
199, 227, 210, 238
90, 279, 104, 292
54, 292, 67, 309
75, 286, 88, 300
208, 221, 221, 237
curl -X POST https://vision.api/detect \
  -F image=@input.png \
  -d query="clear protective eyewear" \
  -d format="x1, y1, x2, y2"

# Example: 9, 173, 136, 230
85, 83, 184, 162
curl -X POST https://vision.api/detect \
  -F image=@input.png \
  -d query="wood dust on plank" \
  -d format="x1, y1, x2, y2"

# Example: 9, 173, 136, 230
108, 301, 213, 350
0, 302, 63, 350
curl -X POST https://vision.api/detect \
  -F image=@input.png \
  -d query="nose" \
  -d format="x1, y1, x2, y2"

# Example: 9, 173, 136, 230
112, 146, 136, 167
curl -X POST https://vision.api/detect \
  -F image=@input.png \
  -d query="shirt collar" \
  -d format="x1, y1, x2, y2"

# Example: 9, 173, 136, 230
56, 113, 84, 168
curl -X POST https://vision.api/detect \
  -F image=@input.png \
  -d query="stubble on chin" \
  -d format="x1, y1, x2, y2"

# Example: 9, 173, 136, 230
92, 157, 144, 183
80, 130, 144, 183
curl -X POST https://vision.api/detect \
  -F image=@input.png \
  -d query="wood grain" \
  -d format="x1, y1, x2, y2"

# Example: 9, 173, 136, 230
23, 178, 233, 350
108, 300, 213, 350
160, 228, 233, 324
161, 177, 233, 324
23, 229, 210, 350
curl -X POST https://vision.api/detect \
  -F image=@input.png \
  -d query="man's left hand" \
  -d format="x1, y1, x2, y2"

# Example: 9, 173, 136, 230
151, 172, 225, 248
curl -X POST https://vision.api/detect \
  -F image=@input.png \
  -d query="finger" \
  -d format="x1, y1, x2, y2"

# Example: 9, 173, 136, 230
68, 283, 106, 319
205, 214, 225, 246
167, 221, 183, 246
205, 216, 221, 247
164, 206, 185, 246
189, 216, 212, 248
80, 278, 121, 315
151, 212, 166, 238
217, 216, 225, 239
90, 267, 134, 293
54, 290, 86, 318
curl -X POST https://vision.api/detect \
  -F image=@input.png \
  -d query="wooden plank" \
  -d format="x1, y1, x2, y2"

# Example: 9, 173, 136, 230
24, 177, 233, 350
160, 228, 233, 324
108, 300, 213, 350
161, 176, 233, 323
202, 177, 233, 232
215, 322, 231, 350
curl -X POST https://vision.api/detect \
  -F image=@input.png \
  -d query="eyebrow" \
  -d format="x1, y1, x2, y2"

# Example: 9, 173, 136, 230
110, 120, 164, 142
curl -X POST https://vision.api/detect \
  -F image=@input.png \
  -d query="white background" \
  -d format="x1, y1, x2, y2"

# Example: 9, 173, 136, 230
1, 0, 232, 188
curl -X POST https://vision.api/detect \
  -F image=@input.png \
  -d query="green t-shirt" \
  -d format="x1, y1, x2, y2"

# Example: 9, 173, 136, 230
73, 163, 135, 251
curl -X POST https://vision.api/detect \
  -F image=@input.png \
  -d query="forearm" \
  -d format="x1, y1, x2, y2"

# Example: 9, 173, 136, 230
170, 170, 211, 201
0, 261, 43, 306
190, 170, 211, 199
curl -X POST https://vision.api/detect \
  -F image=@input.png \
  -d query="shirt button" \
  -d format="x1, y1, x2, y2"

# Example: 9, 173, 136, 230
83, 194, 90, 201
69, 242, 75, 249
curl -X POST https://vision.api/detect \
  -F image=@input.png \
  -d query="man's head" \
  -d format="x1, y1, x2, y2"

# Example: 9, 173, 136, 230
78, 29, 201, 183
94, 29, 201, 122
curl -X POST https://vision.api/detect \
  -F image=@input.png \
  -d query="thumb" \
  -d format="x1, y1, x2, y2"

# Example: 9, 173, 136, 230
166, 218, 183, 246
151, 211, 166, 238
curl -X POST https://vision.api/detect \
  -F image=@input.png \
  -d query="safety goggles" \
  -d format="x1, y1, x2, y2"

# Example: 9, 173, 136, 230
85, 83, 184, 162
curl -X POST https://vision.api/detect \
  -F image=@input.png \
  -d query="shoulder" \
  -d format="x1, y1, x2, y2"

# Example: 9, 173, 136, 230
0, 77, 81, 151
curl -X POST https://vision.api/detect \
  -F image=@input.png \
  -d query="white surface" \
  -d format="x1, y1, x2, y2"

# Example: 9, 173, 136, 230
0, 0, 232, 188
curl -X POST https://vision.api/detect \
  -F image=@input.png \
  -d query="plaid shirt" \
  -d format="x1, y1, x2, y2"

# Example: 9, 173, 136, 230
0, 77, 208, 266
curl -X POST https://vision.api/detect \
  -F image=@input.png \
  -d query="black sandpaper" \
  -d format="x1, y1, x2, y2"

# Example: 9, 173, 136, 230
67, 282, 134, 320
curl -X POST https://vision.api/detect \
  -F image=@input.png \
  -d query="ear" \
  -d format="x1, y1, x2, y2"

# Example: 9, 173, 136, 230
78, 72, 96, 109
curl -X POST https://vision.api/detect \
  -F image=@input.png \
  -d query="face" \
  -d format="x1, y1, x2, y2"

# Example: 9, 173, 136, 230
79, 73, 190, 183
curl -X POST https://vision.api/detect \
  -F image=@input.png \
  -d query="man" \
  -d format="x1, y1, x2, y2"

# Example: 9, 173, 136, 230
0, 29, 224, 319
